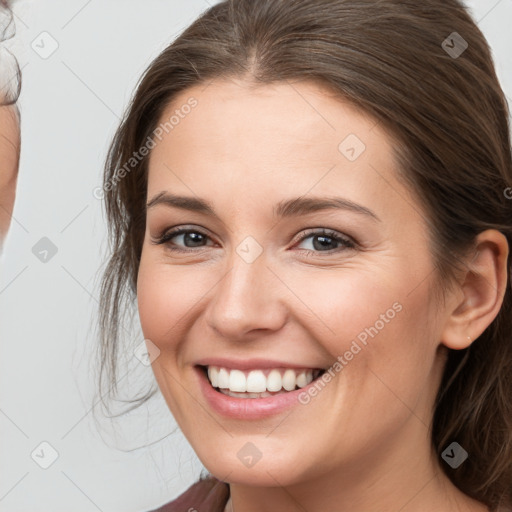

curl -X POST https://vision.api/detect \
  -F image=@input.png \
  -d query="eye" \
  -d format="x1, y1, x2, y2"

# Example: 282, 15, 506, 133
152, 227, 214, 252
294, 228, 356, 254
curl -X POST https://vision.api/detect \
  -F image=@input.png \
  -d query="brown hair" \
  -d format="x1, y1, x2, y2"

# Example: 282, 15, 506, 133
98, 0, 512, 508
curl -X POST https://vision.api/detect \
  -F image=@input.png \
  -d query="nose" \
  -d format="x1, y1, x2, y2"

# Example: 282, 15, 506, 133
204, 250, 287, 340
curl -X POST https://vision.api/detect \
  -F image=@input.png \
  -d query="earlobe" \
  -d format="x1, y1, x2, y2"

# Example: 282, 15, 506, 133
440, 229, 509, 350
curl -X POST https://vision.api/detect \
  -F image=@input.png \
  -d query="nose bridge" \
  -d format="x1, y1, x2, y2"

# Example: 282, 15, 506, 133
205, 242, 285, 338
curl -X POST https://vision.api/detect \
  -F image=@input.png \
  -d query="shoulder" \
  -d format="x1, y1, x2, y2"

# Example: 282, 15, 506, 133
148, 474, 230, 512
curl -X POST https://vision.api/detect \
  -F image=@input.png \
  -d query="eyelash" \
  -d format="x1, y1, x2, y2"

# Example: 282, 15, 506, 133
152, 226, 357, 256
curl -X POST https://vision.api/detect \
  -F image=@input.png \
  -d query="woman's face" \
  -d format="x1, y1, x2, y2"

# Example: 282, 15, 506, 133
137, 79, 450, 485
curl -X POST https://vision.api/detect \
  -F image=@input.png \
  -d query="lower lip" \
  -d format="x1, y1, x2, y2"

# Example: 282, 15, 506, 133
195, 366, 322, 420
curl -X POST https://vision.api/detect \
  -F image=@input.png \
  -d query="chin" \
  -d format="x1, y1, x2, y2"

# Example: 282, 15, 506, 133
194, 440, 313, 487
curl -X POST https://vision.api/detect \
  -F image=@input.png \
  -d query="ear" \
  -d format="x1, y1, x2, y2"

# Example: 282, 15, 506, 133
440, 229, 509, 350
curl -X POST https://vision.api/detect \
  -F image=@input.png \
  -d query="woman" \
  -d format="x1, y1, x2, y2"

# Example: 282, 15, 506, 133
98, 0, 512, 510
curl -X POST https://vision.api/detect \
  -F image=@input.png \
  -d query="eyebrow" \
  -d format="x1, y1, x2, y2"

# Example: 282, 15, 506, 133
146, 192, 380, 222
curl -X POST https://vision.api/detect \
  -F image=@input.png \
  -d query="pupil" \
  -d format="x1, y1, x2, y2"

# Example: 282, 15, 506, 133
185, 232, 204, 247
313, 235, 336, 251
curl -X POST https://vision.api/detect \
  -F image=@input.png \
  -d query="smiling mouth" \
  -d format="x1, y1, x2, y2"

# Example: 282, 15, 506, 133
199, 365, 327, 399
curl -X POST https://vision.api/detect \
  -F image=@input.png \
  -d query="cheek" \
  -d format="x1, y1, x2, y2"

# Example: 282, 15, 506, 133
278, 264, 408, 353
137, 254, 195, 342
136, 255, 198, 416
291, 263, 438, 395
137, 262, 169, 343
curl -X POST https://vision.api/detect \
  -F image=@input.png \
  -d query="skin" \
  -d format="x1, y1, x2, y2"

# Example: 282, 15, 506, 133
137, 78, 508, 512
0, 103, 20, 248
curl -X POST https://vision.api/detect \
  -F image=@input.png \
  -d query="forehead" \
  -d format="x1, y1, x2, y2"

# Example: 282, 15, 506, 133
153, 78, 380, 162
146, 78, 417, 224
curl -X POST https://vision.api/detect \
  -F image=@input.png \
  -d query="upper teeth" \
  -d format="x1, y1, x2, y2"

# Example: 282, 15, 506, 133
207, 366, 320, 393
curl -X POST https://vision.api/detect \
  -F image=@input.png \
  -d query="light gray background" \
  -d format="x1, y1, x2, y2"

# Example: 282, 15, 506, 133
0, 1, 511, 511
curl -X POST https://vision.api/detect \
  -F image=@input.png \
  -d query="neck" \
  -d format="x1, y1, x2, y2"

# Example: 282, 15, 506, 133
223, 424, 488, 512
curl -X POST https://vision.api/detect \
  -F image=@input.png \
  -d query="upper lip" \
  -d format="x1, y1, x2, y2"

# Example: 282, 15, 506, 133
194, 357, 326, 371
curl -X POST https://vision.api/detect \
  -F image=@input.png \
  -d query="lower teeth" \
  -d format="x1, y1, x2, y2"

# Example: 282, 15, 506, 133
218, 388, 291, 398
